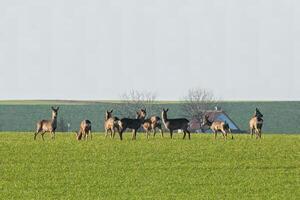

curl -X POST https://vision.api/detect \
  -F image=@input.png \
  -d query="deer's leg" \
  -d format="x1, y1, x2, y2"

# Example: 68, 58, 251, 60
160, 128, 164, 138
257, 125, 262, 139
41, 132, 46, 141
153, 128, 156, 138
89, 130, 92, 140
52, 131, 56, 140
222, 130, 227, 140
112, 127, 116, 139
34, 132, 39, 140
186, 130, 191, 140
85, 131, 88, 140
259, 129, 262, 139
118, 129, 123, 141
119, 127, 125, 141
132, 129, 136, 140
229, 129, 233, 139
183, 131, 186, 139
213, 130, 217, 139
170, 130, 173, 139
110, 128, 114, 139
105, 129, 108, 139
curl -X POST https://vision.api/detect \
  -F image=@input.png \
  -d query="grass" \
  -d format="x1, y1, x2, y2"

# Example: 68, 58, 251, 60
0, 132, 299, 199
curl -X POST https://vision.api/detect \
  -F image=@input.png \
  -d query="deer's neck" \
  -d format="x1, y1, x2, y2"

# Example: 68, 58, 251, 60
138, 117, 145, 124
162, 114, 168, 126
206, 120, 213, 127
51, 117, 57, 128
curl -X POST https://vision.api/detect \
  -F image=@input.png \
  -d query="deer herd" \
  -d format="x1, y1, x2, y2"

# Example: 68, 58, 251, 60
34, 107, 264, 141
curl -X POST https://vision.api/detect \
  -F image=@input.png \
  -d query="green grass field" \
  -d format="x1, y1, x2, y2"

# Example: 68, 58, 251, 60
0, 132, 299, 199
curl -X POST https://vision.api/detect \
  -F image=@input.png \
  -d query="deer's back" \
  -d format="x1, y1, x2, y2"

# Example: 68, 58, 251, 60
142, 119, 152, 131
37, 119, 54, 131
105, 117, 119, 129
81, 120, 91, 132
249, 117, 263, 129
164, 118, 189, 130
150, 116, 160, 124
211, 121, 229, 132
120, 118, 142, 129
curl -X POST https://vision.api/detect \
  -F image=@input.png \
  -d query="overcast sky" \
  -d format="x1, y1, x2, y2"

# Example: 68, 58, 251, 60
0, 0, 299, 100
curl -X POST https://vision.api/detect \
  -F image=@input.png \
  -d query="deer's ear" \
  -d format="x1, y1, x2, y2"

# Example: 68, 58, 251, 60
56, 107, 59, 111
136, 112, 139, 115
111, 110, 113, 113
166, 108, 169, 112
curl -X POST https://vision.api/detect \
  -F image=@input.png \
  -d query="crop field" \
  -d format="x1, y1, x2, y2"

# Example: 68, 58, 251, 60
0, 132, 299, 199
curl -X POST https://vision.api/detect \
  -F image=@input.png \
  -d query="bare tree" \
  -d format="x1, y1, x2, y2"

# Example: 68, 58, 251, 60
182, 88, 218, 131
117, 90, 158, 118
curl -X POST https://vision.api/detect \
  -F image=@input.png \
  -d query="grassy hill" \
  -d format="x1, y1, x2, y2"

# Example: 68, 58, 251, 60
0, 100, 299, 133
0, 133, 299, 199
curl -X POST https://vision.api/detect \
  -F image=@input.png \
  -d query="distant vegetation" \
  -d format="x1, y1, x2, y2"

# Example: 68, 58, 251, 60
0, 100, 299, 133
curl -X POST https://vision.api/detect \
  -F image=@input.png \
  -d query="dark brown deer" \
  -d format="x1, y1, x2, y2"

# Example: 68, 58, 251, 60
142, 116, 164, 139
104, 110, 120, 139
118, 109, 146, 140
76, 120, 92, 140
161, 108, 190, 139
249, 108, 263, 139
201, 115, 233, 140
34, 106, 59, 140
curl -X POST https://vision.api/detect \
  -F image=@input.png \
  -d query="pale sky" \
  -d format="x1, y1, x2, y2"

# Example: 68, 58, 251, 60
0, 0, 299, 100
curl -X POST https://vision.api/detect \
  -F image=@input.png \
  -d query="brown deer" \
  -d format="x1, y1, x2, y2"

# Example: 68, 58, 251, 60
202, 115, 233, 140
76, 120, 92, 140
118, 109, 146, 140
249, 108, 263, 139
161, 108, 190, 139
104, 110, 120, 139
142, 116, 164, 139
34, 106, 59, 140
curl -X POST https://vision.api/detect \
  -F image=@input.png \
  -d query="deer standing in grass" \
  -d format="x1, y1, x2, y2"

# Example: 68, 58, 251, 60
202, 115, 233, 140
249, 108, 263, 139
161, 108, 190, 139
34, 106, 59, 140
104, 110, 120, 139
76, 120, 92, 140
142, 116, 164, 139
118, 109, 146, 140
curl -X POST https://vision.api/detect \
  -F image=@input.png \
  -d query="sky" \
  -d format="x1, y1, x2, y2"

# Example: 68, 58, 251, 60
0, 0, 299, 101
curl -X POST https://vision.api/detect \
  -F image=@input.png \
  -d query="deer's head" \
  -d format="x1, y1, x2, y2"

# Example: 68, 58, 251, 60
51, 106, 59, 119
201, 114, 212, 127
136, 109, 146, 119
105, 110, 113, 120
161, 108, 169, 119
255, 108, 263, 118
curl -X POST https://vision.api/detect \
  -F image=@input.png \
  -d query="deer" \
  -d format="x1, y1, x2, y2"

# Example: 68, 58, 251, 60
34, 106, 59, 140
201, 114, 233, 140
76, 120, 92, 140
249, 108, 263, 139
104, 110, 120, 139
118, 109, 146, 140
142, 116, 164, 139
161, 108, 190, 139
